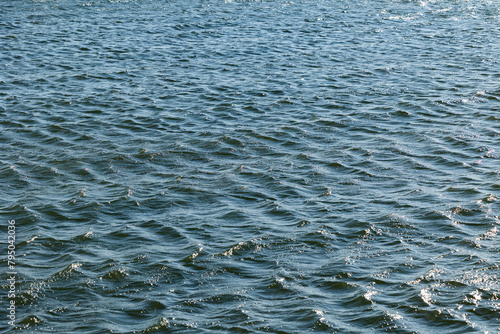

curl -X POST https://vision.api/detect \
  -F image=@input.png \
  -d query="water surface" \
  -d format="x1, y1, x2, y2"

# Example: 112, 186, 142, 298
1, 0, 500, 332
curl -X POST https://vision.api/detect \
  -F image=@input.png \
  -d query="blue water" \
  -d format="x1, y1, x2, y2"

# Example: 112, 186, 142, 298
1, 0, 500, 332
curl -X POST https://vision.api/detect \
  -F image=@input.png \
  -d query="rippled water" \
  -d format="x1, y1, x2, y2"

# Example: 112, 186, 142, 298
1, 0, 500, 332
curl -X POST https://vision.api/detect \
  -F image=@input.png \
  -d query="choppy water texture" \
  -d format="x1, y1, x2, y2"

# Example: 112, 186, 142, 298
1, 0, 500, 332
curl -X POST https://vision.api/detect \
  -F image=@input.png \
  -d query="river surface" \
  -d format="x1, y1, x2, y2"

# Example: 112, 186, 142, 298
1, 0, 500, 332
